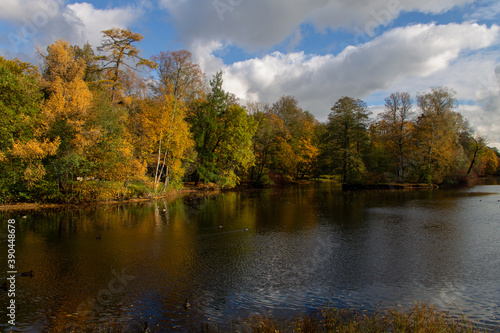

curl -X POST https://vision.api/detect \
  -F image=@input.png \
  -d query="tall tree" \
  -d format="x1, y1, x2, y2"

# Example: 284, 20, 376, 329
0, 57, 59, 192
189, 71, 256, 187
97, 28, 155, 102
413, 87, 466, 183
71, 42, 102, 86
269, 96, 319, 179
377, 92, 414, 182
326, 97, 371, 184
151, 50, 205, 102
41, 40, 94, 187
137, 94, 194, 192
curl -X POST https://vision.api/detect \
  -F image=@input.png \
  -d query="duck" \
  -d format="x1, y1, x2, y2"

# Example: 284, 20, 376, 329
218, 224, 224, 229
183, 299, 191, 310
96, 234, 101, 240
20, 270, 34, 277
243, 228, 249, 231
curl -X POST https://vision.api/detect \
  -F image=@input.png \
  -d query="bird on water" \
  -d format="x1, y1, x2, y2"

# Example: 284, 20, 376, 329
183, 299, 191, 309
20, 270, 34, 277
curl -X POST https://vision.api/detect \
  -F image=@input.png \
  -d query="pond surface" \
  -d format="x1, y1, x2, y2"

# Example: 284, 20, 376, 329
1, 180, 500, 332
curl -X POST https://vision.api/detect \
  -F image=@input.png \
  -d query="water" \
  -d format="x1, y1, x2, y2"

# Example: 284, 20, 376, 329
1, 180, 499, 331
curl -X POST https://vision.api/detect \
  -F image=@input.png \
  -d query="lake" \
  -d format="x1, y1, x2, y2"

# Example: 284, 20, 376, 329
1, 180, 499, 332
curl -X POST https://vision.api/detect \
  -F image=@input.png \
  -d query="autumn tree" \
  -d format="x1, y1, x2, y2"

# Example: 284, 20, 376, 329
474, 147, 499, 176
151, 50, 205, 102
40, 40, 94, 188
136, 94, 193, 192
325, 97, 371, 184
83, 90, 145, 183
268, 96, 319, 179
72, 42, 102, 86
249, 105, 286, 185
97, 28, 155, 102
413, 87, 466, 183
0, 57, 59, 196
376, 92, 414, 182
189, 71, 256, 187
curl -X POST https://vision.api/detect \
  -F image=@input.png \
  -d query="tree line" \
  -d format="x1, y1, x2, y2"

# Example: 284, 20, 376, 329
1, 28, 498, 203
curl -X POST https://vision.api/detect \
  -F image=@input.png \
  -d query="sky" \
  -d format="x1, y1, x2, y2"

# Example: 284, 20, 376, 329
1, 0, 499, 147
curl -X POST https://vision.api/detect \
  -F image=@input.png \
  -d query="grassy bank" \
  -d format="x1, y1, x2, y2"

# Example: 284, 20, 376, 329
48, 302, 489, 332
201, 303, 486, 333
0, 179, 225, 210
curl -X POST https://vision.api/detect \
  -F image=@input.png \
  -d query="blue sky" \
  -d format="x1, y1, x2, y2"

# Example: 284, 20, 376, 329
1, 0, 499, 146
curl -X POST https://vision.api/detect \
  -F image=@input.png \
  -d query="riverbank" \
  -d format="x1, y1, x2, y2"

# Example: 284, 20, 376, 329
0, 179, 323, 211
0, 185, 219, 212
1, 177, 490, 212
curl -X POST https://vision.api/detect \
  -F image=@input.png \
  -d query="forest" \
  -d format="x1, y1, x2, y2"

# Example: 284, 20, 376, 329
1, 28, 499, 203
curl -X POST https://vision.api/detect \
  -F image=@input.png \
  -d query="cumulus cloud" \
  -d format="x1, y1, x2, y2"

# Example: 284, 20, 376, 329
204, 23, 499, 120
160, 0, 476, 50
65, 2, 142, 47
0, 0, 61, 22
0, 0, 142, 61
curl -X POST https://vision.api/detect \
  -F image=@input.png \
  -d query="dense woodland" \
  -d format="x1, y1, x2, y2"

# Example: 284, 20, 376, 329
1, 28, 499, 203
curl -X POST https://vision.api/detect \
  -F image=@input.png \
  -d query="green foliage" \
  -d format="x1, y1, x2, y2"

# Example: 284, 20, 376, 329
0, 34, 496, 204
189, 72, 257, 187
324, 96, 371, 184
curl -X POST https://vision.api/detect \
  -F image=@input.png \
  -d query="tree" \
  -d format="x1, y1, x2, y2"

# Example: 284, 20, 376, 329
325, 97, 371, 184
84, 90, 145, 183
139, 50, 204, 191
137, 94, 194, 192
376, 92, 414, 182
72, 42, 102, 86
40, 40, 94, 188
0, 57, 59, 192
97, 28, 156, 102
475, 147, 498, 176
151, 50, 205, 102
250, 109, 286, 185
268, 96, 319, 179
413, 87, 466, 183
465, 135, 486, 175
189, 71, 256, 187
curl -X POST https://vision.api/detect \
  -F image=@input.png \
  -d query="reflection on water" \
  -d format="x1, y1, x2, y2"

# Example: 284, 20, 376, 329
1, 180, 500, 331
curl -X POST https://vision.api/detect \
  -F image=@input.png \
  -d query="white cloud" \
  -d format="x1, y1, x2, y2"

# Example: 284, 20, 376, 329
0, 0, 142, 62
160, 0, 477, 50
66, 2, 142, 47
0, 0, 61, 22
468, 0, 500, 21
204, 23, 499, 119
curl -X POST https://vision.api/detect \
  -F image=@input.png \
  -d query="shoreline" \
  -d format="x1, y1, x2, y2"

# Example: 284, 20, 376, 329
0, 180, 320, 212
2, 177, 495, 212
0, 187, 218, 212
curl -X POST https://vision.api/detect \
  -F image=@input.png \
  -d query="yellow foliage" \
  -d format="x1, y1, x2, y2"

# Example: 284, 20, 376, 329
10, 138, 59, 160
42, 40, 94, 155
137, 94, 194, 189
9, 138, 60, 186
